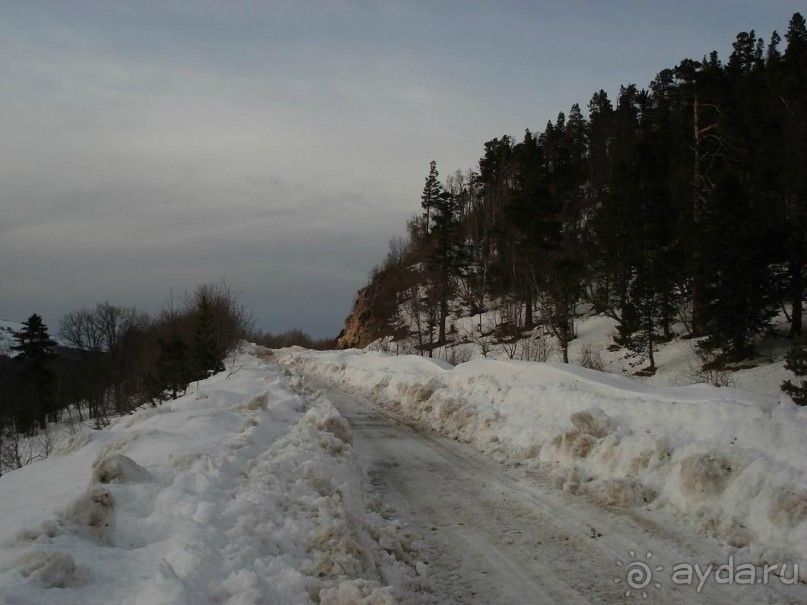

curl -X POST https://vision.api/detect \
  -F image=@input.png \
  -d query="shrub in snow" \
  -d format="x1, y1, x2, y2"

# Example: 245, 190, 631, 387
16, 550, 76, 588
577, 343, 605, 371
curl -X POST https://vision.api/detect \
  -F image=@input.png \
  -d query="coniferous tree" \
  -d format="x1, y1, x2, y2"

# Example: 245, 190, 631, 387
421, 160, 441, 237
193, 294, 225, 379
11, 314, 57, 432
781, 14, 807, 336
429, 188, 462, 344
148, 335, 193, 401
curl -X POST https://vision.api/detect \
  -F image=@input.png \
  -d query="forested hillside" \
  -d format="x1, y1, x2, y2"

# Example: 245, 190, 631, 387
340, 14, 807, 390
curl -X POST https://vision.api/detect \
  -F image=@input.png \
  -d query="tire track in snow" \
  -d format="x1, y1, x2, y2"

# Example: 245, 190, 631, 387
323, 386, 806, 605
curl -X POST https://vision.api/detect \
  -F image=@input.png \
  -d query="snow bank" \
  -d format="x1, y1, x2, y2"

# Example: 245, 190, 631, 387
278, 347, 807, 579
0, 345, 423, 604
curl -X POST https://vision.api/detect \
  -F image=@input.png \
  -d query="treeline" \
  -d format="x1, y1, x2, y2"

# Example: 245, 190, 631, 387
0, 276, 337, 472
371, 14, 806, 376
251, 328, 335, 351
0, 279, 253, 466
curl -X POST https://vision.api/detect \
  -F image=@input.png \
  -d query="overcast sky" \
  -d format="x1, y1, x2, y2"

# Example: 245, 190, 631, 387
0, 1, 802, 337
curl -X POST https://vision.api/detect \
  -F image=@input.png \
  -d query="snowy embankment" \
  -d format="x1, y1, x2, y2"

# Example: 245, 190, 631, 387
0, 346, 422, 605
278, 347, 807, 580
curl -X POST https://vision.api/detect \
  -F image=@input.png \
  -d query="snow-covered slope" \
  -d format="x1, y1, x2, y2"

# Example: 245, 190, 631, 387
375, 307, 796, 399
0, 347, 423, 604
278, 347, 807, 581
0, 320, 24, 356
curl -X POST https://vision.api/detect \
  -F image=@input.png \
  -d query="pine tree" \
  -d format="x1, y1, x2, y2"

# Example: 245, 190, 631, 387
421, 161, 441, 237
781, 14, 807, 336
11, 314, 58, 432
429, 188, 462, 343
192, 294, 225, 380
149, 335, 193, 401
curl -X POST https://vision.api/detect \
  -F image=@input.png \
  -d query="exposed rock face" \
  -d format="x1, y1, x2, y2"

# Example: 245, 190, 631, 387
336, 269, 406, 349
337, 285, 375, 349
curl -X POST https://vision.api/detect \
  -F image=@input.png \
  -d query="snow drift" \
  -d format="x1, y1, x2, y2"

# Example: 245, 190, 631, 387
0, 346, 423, 604
278, 347, 807, 579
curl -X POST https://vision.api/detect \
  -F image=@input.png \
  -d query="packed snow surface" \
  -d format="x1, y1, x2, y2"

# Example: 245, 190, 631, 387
0, 346, 422, 604
278, 347, 807, 579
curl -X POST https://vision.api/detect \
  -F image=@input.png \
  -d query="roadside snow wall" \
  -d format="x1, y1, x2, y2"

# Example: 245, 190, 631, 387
278, 347, 807, 579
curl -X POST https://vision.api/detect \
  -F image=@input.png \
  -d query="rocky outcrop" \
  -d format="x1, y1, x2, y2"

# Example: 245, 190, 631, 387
337, 284, 378, 349
336, 268, 408, 349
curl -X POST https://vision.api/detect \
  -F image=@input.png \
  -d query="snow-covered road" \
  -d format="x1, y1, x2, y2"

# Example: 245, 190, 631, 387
323, 387, 805, 605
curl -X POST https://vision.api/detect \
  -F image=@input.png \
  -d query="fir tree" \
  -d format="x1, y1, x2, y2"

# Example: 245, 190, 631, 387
421, 160, 441, 237
149, 335, 193, 401
11, 314, 58, 432
192, 294, 225, 380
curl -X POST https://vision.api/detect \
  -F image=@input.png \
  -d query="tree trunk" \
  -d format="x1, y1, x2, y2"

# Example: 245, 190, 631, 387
524, 288, 534, 329
438, 271, 448, 344
691, 95, 717, 337
790, 255, 803, 337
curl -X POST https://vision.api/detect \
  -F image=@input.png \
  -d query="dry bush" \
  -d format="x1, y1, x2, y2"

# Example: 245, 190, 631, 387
578, 343, 605, 372
368, 337, 392, 353
0, 426, 55, 475
520, 332, 556, 362
494, 300, 525, 359
439, 345, 473, 366
685, 360, 736, 388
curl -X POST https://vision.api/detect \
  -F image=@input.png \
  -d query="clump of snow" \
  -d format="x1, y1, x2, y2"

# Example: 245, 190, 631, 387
679, 452, 733, 499
16, 551, 76, 588
277, 347, 807, 578
91, 453, 151, 485
12, 521, 59, 546
57, 485, 115, 545
570, 409, 613, 439
242, 391, 268, 410
315, 411, 353, 446
603, 478, 656, 507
